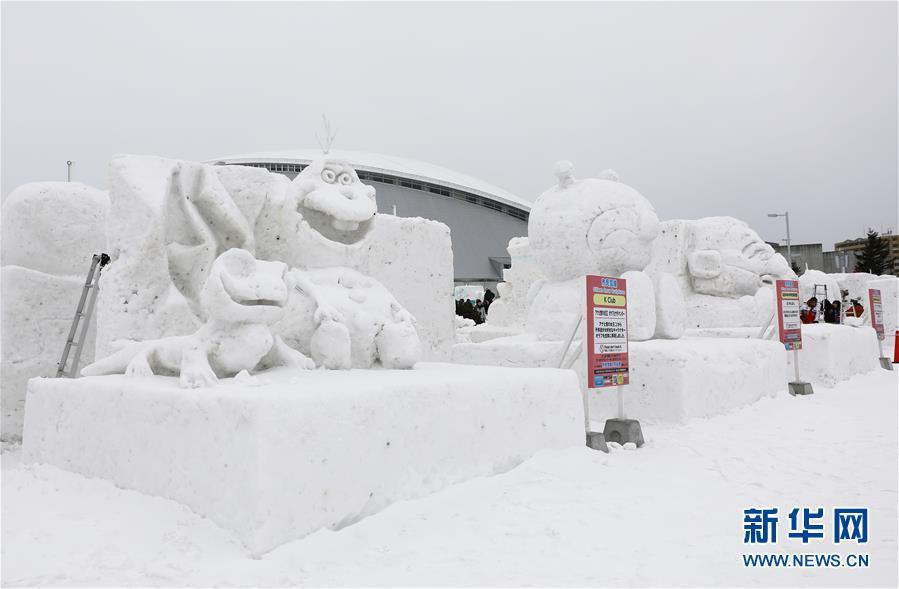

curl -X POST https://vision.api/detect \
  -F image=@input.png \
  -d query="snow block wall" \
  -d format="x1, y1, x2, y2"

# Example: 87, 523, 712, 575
452, 336, 786, 423
97, 156, 454, 361
589, 337, 785, 423
1, 182, 109, 441
23, 364, 583, 554
786, 324, 881, 386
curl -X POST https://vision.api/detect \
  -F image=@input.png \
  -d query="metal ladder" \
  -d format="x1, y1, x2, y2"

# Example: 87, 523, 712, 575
56, 253, 110, 377
813, 284, 829, 323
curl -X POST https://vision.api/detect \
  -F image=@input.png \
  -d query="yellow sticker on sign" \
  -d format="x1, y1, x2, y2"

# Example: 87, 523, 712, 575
594, 294, 626, 307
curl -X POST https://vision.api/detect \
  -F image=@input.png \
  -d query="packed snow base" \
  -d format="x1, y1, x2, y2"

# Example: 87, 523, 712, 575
22, 363, 583, 555
5, 370, 896, 587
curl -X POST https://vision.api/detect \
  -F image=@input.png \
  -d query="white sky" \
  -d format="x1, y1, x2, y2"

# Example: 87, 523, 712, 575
2, 1, 896, 249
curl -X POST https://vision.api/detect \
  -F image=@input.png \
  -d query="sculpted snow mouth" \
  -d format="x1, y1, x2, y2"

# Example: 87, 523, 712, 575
219, 268, 287, 309
331, 219, 360, 232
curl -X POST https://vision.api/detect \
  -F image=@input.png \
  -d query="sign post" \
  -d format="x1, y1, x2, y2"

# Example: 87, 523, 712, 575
586, 275, 644, 447
776, 279, 813, 395
868, 288, 893, 371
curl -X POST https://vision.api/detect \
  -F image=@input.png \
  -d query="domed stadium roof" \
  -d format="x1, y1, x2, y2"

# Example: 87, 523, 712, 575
208, 149, 531, 213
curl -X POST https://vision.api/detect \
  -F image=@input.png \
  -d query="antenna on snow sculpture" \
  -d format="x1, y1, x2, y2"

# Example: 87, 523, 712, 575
554, 160, 576, 188
315, 114, 338, 154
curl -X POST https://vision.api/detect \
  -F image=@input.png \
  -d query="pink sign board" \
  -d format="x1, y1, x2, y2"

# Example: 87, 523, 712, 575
776, 279, 802, 351
586, 275, 629, 388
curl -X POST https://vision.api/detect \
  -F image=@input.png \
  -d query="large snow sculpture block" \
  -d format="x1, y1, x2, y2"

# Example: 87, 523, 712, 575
22, 363, 582, 554
687, 324, 881, 385
1, 182, 108, 275
452, 336, 785, 423
1, 267, 98, 441
786, 324, 881, 386
588, 338, 784, 423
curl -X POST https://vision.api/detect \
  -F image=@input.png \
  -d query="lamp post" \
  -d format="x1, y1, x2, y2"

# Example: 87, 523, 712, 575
66, 160, 73, 182
768, 212, 791, 269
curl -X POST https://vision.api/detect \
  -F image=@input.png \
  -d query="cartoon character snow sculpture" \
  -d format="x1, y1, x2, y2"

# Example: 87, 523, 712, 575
685, 217, 794, 297
524, 162, 686, 342
255, 153, 422, 369
82, 248, 315, 387
645, 216, 797, 328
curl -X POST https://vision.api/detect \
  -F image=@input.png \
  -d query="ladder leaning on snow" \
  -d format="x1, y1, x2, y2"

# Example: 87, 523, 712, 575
56, 253, 111, 378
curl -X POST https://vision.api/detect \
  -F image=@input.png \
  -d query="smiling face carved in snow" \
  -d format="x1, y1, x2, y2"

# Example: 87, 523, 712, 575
291, 157, 377, 245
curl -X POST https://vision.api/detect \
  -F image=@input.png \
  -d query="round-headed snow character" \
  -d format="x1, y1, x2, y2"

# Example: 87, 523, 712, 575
528, 161, 661, 281
525, 162, 672, 340
274, 156, 379, 268
265, 154, 422, 369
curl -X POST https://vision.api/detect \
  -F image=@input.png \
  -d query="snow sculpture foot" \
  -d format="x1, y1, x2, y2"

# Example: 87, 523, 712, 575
311, 319, 352, 370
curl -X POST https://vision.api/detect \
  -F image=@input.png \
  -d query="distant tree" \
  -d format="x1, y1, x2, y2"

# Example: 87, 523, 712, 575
854, 229, 892, 274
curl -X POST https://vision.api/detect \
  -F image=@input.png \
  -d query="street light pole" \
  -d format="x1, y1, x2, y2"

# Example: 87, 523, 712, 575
768, 212, 791, 270
66, 160, 73, 182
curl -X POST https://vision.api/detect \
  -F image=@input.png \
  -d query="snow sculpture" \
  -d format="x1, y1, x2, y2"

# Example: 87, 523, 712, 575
97, 152, 424, 372
254, 154, 422, 369
525, 162, 684, 342
276, 266, 421, 370
686, 217, 793, 297
529, 163, 660, 281
82, 248, 314, 387
646, 217, 796, 328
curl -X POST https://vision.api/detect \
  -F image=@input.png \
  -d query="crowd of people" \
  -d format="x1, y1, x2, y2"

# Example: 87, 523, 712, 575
455, 288, 495, 325
800, 295, 864, 324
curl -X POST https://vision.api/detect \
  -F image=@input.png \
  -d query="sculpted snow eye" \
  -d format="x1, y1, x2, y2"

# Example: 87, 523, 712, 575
338, 172, 353, 186
321, 169, 337, 183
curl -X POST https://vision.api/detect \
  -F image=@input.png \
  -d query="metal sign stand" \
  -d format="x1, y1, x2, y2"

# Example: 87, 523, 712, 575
789, 348, 814, 396
556, 313, 608, 452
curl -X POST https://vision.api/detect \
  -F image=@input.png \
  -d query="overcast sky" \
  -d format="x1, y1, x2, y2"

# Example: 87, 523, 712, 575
2, 1, 896, 249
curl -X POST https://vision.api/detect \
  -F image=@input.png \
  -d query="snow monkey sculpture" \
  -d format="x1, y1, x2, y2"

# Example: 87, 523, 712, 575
525, 162, 686, 341
255, 153, 422, 369
82, 248, 315, 387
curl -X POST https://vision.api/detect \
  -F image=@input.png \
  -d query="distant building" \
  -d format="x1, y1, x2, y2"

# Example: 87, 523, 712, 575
767, 242, 857, 275
834, 231, 899, 276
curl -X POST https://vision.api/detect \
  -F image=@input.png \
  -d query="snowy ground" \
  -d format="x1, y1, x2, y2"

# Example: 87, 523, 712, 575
2, 369, 897, 587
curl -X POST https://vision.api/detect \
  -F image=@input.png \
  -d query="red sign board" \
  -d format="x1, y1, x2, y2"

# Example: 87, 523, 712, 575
776, 279, 802, 351
869, 288, 885, 340
586, 275, 629, 388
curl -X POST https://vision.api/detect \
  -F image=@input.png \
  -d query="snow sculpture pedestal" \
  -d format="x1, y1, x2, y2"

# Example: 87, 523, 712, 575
22, 363, 582, 555
452, 336, 786, 423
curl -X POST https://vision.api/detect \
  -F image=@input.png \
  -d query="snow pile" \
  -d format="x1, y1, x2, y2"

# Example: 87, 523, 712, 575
453, 335, 785, 423
1, 182, 109, 441
22, 363, 583, 555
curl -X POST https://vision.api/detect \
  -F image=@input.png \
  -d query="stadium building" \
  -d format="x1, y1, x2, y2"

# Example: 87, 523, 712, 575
210, 149, 530, 284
